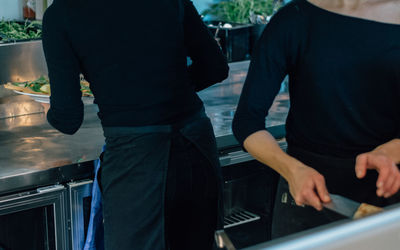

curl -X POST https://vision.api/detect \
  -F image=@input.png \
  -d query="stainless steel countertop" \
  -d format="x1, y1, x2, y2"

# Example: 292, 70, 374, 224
0, 60, 289, 195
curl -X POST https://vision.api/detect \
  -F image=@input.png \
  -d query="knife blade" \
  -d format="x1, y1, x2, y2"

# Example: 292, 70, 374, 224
323, 194, 383, 219
323, 194, 360, 218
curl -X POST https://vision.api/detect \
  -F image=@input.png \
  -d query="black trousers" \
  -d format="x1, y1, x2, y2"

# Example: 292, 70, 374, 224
271, 145, 400, 239
98, 113, 222, 250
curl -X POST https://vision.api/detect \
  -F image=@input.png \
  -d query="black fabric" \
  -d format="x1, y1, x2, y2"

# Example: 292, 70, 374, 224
98, 114, 221, 250
271, 146, 400, 239
271, 177, 345, 239
165, 134, 218, 250
42, 0, 229, 134
232, 0, 400, 158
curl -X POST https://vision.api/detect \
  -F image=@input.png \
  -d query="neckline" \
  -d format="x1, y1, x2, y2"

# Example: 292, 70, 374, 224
303, 0, 400, 27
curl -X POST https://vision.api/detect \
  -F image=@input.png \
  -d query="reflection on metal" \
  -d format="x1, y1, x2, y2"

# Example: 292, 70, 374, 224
67, 180, 93, 250
224, 209, 261, 229
199, 60, 289, 138
0, 41, 48, 84
215, 230, 237, 250
0, 185, 68, 250
244, 204, 400, 250
0, 95, 44, 119
219, 138, 287, 167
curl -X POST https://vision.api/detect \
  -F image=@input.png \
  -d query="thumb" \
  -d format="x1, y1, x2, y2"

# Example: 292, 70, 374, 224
355, 154, 368, 179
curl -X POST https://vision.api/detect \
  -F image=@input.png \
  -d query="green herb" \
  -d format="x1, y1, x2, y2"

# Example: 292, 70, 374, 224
11, 75, 49, 92
202, 0, 282, 24
0, 20, 42, 43
11, 76, 94, 96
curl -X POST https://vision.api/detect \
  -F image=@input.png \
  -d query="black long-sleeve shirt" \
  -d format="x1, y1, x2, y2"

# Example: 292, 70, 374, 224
42, 0, 229, 135
233, 0, 400, 158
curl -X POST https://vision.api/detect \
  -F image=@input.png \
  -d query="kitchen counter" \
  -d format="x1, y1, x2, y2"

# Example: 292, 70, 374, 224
0, 60, 289, 196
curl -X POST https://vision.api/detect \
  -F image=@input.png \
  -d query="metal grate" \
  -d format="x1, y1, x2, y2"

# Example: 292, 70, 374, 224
224, 209, 261, 229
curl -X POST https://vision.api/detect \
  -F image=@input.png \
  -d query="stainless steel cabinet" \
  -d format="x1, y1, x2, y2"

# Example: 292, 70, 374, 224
67, 180, 93, 250
0, 185, 68, 250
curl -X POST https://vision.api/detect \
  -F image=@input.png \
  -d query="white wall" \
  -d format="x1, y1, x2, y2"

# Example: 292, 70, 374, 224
0, 0, 23, 20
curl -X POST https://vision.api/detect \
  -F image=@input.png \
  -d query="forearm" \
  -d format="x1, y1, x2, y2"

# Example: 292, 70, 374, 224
47, 103, 84, 135
243, 130, 303, 183
374, 139, 400, 164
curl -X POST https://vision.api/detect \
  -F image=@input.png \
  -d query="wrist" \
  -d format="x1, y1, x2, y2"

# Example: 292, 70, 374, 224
374, 139, 400, 164
279, 156, 305, 183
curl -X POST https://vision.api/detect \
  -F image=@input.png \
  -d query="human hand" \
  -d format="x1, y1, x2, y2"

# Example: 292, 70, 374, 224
355, 150, 400, 198
288, 165, 331, 211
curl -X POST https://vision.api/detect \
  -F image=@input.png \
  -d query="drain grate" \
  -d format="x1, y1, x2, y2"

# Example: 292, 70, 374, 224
224, 209, 261, 229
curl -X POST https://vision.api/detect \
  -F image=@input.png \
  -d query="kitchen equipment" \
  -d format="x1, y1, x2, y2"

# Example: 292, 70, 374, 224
215, 230, 236, 250
0, 185, 68, 249
244, 203, 400, 250
323, 194, 383, 219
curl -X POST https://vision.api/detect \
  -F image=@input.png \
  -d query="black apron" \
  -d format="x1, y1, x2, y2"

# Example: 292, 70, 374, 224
98, 109, 223, 250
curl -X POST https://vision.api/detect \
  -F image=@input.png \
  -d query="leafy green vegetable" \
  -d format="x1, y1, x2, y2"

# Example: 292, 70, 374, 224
0, 20, 42, 43
202, 0, 282, 24
11, 75, 48, 92
10, 76, 93, 96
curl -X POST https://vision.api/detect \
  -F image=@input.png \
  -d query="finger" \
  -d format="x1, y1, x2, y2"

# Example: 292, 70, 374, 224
355, 154, 368, 179
315, 175, 331, 203
385, 173, 400, 198
294, 196, 304, 207
304, 189, 323, 211
381, 173, 396, 196
376, 167, 390, 193
383, 165, 398, 190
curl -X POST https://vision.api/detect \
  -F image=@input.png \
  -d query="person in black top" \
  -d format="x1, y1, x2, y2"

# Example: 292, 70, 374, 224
233, 0, 400, 238
42, 0, 229, 249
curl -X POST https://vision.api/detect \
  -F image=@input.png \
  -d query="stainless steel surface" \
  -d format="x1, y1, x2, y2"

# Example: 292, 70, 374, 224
0, 94, 45, 119
0, 41, 48, 84
199, 61, 289, 138
244, 204, 400, 250
323, 194, 360, 218
0, 41, 48, 98
0, 185, 68, 250
224, 209, 260, 229
215, 230, 237, 250
67, 180, 93, 250
0, 60, 289, 195
219, 139, 287, 166
0, 102, 104, 195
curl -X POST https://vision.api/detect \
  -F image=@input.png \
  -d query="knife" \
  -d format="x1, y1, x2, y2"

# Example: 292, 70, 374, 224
323, 194, 383, 219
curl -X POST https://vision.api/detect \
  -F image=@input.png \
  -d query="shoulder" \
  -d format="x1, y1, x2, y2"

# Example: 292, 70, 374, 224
270, 0, 308, 24
263, 0, 309, 37
43, 1, 64, 23
42, 0, 71, 40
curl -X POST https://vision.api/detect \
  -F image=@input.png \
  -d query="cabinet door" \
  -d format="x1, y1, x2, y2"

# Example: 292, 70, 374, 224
0, 185, 68, 250
67, 180, 93, 250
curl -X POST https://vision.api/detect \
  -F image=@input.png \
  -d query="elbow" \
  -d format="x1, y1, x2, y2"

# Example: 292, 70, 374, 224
219, 64, 230, 82
214, 63, 230, 83
59, 125, 82, 135
47, 108, 84, 135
